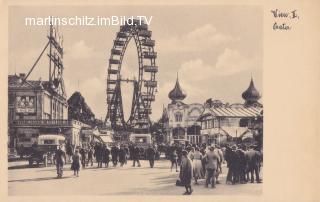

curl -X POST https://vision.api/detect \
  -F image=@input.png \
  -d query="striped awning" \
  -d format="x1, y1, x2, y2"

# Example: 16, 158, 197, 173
210, 106, 262, 118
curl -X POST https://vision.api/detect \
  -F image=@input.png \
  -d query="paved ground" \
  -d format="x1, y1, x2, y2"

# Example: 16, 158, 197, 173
8, 159, 262, 195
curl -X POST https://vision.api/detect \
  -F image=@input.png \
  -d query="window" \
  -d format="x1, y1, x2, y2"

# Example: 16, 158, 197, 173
174, 112, 183, 122
44, 140, 54, 144
8, 94, 15, 105
214, 119, 219, 128
19, 138, 31, 142
204, 121, 208, 129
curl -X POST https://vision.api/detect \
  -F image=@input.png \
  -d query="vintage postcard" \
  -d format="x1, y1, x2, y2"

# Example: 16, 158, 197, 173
0, 0, 319, 202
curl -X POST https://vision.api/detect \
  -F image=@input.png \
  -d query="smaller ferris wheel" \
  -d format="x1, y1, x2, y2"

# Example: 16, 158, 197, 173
105, 19, 158, 134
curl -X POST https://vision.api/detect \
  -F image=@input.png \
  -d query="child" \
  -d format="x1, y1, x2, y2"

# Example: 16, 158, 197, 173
71, 149, 81, 177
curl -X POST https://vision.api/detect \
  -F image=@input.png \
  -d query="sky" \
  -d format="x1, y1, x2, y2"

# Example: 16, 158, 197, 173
8, 5, 263, 121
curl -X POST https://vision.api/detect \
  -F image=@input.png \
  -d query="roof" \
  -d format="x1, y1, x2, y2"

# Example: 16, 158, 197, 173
8, 74, 50, 90
210, 106, 262, 117
240, 130, 254, 140
168, 75, 187, 101
221, 126, 249, 138
198, 104, 262, 120
242, 77, 261, 101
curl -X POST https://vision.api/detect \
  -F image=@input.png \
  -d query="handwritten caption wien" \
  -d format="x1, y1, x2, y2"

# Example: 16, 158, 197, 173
271, 9, 299, 31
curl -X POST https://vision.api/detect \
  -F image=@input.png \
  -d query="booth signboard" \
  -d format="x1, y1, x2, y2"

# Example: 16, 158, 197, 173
16, 96, 36, 114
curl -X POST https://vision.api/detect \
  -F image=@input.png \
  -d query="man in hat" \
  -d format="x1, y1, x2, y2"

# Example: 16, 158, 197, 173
146, 145, 156, 168
231, 145, 240, 184
246, 145, 262, 183
237, 144, 248, 183
225, 145, 233, 184
204, 145, 220, 188
118, 145, 126, 167
55, 145, 66, 178
132, 146, 141, 167
111, 145, 119, 167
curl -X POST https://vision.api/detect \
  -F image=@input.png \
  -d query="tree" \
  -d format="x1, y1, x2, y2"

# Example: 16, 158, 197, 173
68, 91, 95, 126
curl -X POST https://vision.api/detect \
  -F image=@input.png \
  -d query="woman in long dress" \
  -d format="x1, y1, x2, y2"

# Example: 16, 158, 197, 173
193, 147, 203, 184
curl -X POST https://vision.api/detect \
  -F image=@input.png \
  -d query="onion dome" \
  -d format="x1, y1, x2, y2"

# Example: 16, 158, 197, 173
168, 74, 187, 102
242, 77, 261, 105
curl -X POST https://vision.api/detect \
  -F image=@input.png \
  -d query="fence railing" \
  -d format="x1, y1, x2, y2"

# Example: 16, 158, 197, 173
10, 119, 72, 126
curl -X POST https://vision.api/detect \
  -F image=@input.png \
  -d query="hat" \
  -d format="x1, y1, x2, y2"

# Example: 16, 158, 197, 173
182, 150, 188, 156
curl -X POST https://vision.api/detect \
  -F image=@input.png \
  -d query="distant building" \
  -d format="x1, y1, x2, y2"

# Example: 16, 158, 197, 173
197, 77, 263, 145
162, 75, 204, 145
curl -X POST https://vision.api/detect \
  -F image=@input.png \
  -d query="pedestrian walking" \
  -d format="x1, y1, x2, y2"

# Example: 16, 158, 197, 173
71, 149, 81, 177
95, 143, 103, 168
170, 149, 178, 172
65, 142, 73, 163
111, 146, 119, 167
79, 147, 86, 169
101, 144, 110, 168
215, 145, 224, 184
237, 145, 248, 184
225, 145, 234, 184
124, 146, 129, 165
55, 145, 66, 179
146, 145, 156, 168
200, 145, 207, 177
188, 147, 195, 161
98, 144, 108, 168
132, 146, 141, 167
118, 145, 126, 167
87, 147, 94, 166
204, 145, 220, 188
246, 145, 262, 183
192, 147, 203, 185
180, 150, 193, 195
129, 144, 134, 160
230, 145, 241, 184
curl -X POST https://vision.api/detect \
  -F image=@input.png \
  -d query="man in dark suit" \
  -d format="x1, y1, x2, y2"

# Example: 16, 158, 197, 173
204, 146, 220, 188
55, 145, 66, 178
146, 145, 156, 168
132, 146, 141, 167
118, 145, 126, 167
246, 145, 262, 183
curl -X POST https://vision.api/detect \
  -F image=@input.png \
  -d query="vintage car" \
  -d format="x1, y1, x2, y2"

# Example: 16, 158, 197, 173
129, 133, 152, 148
28, 134, 65, 167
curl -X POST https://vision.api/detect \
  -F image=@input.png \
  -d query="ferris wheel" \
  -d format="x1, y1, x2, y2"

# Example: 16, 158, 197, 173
105, 19, 158, 133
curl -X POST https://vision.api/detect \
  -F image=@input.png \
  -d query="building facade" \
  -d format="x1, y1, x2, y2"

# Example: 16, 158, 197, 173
198, 77, 263, 146
162, 76, 204, 145
8, 74, 88, 153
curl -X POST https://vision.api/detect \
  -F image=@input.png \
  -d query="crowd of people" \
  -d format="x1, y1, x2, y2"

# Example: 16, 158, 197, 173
56, 142, 159, 178
54, 141, 263, 195
168, 143, 263, 195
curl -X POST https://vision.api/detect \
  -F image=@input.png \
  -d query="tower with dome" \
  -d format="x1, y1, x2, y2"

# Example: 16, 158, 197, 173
161, 74, 204, 145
